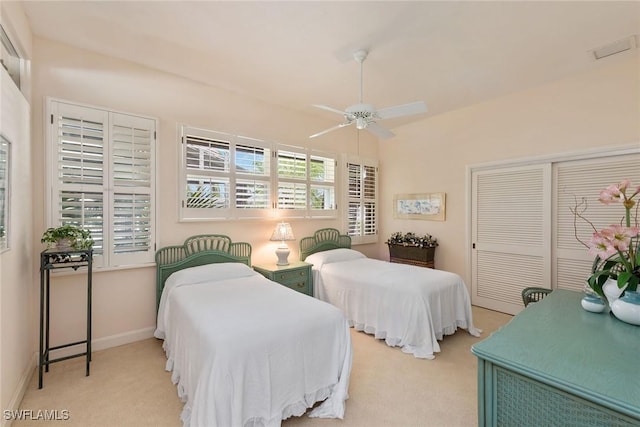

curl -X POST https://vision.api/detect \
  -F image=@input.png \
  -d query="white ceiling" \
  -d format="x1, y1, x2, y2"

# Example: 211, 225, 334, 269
19, 1, 640, 132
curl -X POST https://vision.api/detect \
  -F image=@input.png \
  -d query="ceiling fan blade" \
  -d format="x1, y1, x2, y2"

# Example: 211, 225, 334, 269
312, 104, 347, 116
309, 122, 352, 139
376, 101, 427, 120
365, 122, 395, 140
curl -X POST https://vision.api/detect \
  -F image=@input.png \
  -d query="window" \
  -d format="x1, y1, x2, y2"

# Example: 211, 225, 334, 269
181, 126, 271, 220
1, 24, 21, 91
47, 99, 157, 268
346, 157, 378, 244
275, 146, 336, 218
179, 125, 337, 220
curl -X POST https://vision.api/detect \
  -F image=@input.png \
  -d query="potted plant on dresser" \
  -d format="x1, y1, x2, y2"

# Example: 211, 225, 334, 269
386, 232, 438, 269
41, 224, 94, 251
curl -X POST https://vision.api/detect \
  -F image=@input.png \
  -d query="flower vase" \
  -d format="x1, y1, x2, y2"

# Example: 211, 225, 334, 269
610, 290, 640, 326
602, 278, 626, 305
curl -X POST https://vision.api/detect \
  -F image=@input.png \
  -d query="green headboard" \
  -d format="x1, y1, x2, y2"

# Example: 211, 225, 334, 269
299, 228, 351, 261
155, 234, 252, 311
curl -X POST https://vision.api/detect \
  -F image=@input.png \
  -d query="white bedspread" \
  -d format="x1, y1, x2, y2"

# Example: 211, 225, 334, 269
154, 265, 352, 427
308, 252, 480, 359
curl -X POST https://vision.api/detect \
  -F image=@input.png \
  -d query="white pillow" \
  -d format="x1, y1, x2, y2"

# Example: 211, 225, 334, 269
165, 262, 257, 290
305, 248, 365, 268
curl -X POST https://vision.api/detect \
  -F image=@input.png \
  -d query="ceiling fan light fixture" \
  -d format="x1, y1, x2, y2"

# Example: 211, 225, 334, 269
356, 117, 367, 130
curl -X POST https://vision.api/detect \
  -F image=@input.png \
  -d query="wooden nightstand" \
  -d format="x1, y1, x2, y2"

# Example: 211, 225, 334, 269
253, 261, 313, 297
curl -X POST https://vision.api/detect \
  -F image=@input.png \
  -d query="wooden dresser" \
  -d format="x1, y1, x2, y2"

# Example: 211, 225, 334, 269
472, 289, 640, 426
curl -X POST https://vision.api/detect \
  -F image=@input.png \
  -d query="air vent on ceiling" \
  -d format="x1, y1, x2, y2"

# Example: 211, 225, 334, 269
591, 35, 638, 60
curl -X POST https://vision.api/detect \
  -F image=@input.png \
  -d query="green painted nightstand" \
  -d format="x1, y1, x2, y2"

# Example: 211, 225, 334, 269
253, 261, 313, 297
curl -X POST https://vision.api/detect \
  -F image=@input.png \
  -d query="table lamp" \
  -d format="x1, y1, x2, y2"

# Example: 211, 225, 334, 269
270, 222, 295, 265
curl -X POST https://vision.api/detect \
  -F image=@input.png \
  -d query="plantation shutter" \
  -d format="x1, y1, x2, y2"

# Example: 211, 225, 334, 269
276, 148, 307, 214
554, 154, 640, 292
471, 164, 551, 315
49, 100, 156, 268
51, 102, 108, 267
109, 113, 155, 266
346, 158, 378, 244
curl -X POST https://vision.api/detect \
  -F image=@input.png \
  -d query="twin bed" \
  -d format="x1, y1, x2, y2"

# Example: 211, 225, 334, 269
300, 228, 481, 360
154, 230, 480, 426
153, 234, 352, 427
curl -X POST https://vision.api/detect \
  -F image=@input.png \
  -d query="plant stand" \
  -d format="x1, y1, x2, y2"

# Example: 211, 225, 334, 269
387, 243, 435, 269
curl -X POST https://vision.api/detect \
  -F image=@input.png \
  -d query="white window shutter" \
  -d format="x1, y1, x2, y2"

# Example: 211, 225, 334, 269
109, 113, 155, 266
48, 99, 157, 268
346, 158, 378, 244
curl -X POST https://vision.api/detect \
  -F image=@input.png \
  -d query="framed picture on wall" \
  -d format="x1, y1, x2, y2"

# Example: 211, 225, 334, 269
393, 192, 446, 221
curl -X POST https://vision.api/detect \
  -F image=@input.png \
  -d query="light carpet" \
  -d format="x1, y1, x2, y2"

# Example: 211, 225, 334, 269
14, 306, 511, 427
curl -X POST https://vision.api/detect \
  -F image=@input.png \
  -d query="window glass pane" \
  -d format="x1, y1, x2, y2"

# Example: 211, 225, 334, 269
185, 136, 230, 173
278, 150, 306, 179
186, 176, 229, 209
236, 179, 270, 209
310, 185, 335, 209
310, 155, 335, 183
236, 144, 270, 176
277, 182, 306, 209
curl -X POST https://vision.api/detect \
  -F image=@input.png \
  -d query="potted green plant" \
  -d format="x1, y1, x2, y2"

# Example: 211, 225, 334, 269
41, 224, 94, 250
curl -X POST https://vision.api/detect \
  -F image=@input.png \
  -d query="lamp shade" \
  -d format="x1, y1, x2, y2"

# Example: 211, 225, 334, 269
270, 222, 295, 242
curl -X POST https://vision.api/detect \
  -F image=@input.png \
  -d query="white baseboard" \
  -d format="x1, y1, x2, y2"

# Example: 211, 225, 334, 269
2, 352, 37, 427
92, 326, 156, 352
44, 327, 156, 359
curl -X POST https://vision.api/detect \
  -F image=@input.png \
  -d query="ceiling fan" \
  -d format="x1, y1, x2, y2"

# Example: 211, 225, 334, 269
309, 49, 427, 140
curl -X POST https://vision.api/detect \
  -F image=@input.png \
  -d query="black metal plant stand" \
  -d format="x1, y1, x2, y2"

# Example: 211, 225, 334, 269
39, 248, 93, 389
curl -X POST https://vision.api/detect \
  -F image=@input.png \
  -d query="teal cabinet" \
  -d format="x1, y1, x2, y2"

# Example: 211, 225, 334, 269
472, 290, 640, 426
253, 261, 313, 297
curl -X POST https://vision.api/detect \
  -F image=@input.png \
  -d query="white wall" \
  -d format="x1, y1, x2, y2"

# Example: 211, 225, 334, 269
0, 2, 34, 424
30, 37, 379, 354
379, 52, 640, 285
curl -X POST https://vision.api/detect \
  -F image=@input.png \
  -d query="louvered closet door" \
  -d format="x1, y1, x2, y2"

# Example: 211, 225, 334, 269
554, 154, 640, 292
471, 165, 551, 315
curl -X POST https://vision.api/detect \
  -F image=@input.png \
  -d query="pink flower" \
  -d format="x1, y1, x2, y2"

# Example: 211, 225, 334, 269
599, 182, 625, 204
588, 231, 618, 259
607, 224, 639, 251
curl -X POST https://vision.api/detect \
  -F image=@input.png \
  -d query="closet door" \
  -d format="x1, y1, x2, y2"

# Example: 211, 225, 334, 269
554, 154, 640, 292
471, 164, 551, 315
